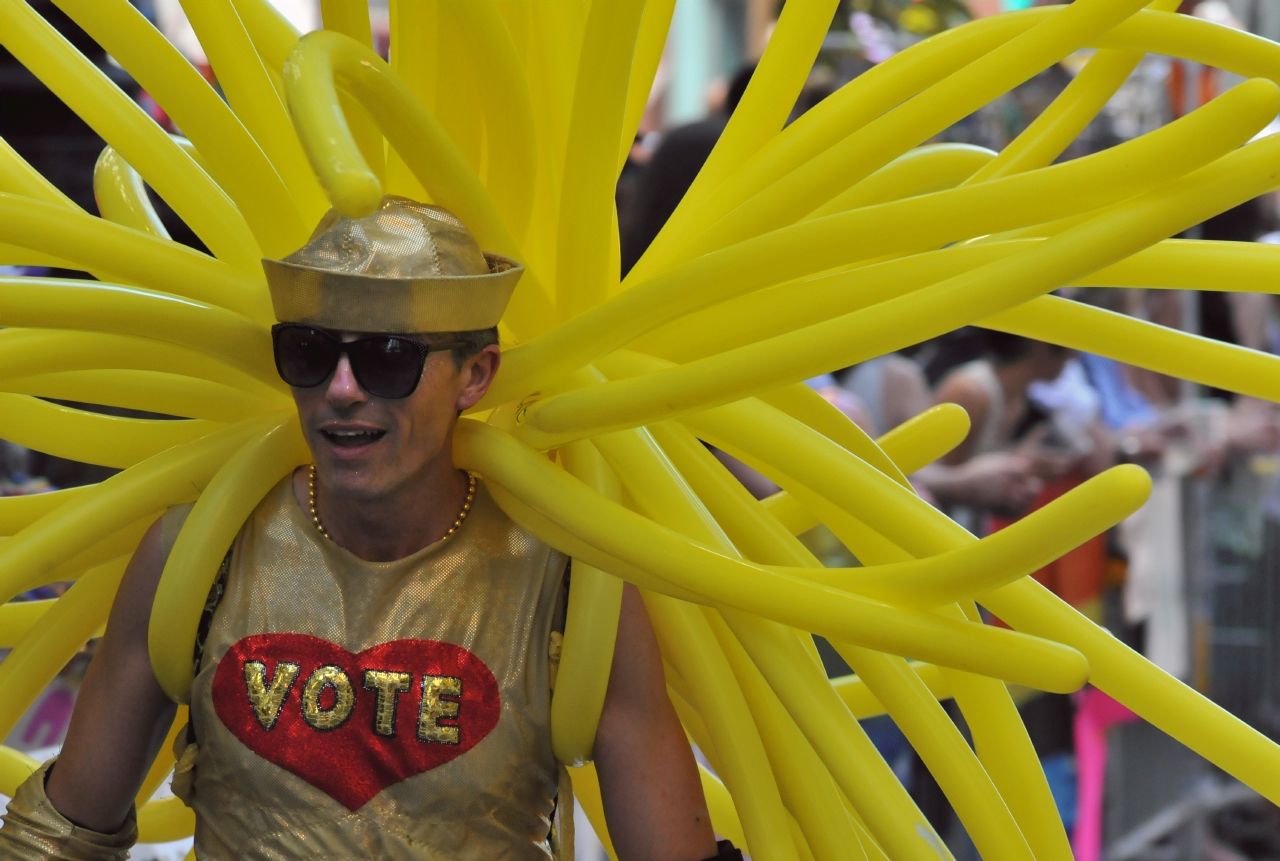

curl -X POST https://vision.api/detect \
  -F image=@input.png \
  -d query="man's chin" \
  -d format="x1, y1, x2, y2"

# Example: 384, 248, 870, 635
310, 442, 388, 491
314, 462, 395, 503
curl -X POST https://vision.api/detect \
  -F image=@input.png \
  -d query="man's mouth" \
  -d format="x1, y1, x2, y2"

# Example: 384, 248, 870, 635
321, 429, 387, 448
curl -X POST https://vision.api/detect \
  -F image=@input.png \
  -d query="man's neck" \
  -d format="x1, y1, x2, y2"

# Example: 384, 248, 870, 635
293, 454, 470, 563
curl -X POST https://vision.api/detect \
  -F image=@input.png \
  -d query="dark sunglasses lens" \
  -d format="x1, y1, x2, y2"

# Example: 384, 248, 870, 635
273, 327, 338, 388
348, 337, 426, 399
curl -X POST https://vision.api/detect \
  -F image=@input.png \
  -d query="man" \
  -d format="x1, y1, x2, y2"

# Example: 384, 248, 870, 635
0, 198, 725, 861
933, 333, 1082, 519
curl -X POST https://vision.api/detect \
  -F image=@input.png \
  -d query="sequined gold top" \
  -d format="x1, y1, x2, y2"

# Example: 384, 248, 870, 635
184, 476, 567, 860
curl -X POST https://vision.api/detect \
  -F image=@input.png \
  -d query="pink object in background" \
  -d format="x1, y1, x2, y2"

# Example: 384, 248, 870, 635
1073, 687, 1140, 861
3, 674, 80, 753
964, 0, 1003, 17
849, 12, 897, 63
20, 689, 74, 748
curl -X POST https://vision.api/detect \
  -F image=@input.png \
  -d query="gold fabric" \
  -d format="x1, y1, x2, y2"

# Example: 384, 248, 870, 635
170, 736, 198, 808
299, 664, 357, 730
186, 477, 567, 860
363, 670, 412, 738
0, 760, 136, 861
244, 661, 301, 730
264, 196, 523, 333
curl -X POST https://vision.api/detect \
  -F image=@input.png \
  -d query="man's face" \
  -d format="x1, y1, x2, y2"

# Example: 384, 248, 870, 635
291, 333, 500, 501
1028, 343, 1073, 383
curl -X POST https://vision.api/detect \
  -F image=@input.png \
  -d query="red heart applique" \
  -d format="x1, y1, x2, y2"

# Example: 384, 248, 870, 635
212, 633, 500, 810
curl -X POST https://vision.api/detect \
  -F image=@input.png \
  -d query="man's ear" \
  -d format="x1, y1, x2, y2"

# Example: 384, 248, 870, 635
456, 345, 501, 411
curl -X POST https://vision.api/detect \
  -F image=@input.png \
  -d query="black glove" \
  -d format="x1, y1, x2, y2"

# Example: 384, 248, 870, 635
700, 840, 745, 861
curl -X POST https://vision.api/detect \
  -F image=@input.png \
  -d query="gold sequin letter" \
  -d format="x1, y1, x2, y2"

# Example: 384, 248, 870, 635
301, 665, 356, 731
362, 670, 412, 737
243, 660, 300, 731
418, 675, 462, 744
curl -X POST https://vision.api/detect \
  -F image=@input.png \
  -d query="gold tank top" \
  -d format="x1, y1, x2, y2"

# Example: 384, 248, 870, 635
184, 475, 567, 860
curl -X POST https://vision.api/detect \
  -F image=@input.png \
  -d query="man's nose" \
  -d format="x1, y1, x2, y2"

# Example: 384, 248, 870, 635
325, 355, 367, 407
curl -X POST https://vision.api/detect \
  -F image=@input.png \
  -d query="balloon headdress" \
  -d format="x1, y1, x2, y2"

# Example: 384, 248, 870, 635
2, 1, 1280, 859
264, 195, 523, 333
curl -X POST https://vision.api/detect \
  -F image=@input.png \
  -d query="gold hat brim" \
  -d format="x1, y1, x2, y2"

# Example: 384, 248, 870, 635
264, 252, 522, 333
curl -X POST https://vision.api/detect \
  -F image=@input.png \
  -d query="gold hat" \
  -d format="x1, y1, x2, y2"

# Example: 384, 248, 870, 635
263, 196, 522, 334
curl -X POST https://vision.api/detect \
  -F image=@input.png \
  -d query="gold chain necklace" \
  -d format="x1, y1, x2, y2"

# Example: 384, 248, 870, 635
308, 465, 477, 544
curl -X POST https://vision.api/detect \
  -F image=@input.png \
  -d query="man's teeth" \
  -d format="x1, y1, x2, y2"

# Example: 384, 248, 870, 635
325, 429, 384, 446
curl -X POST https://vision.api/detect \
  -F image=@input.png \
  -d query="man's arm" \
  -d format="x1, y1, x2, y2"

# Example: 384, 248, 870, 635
593, 585, 718, 861
43, 518, 179, 832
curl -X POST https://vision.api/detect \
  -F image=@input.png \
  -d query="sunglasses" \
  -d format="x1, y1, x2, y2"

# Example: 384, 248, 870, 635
271, 324, 468, 400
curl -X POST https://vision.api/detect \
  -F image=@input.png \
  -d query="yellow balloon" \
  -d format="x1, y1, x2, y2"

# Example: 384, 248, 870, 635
0, 746, 38, 798
0, 275, 276, 382
3, 369, 286, 422
617, 0, 676, 174
0, 598, 52, 648
878, 403, 971, 475
13, 518, 155, 598
707, 615, 868, 861
970, 0, 1182, 181
0, 0, 262, 273
0, 203, 270, 323
986, 579, 1280, 803
628, 9, 1056, 285
644, 594, 800, 861
0, 393, 222, 469
229, 0, 301, 77
945, 655, 1074, 861
149, 414, 308, 701
835, 142, 997, 211
832, 663, 953, 720
525, 130, 1280, 442
0, 136, 77, 207
459, 420, 1089, 693
638, 0, 844, 280
0, 485, 91, 536
550, 440, 625, 766
182, 0, 329, 223
646, 0, 1155, 269
783, 466, 1147, 608
0, 417, 268, 605
830, 638, 1033, 861
566, 763, 618, 861
634, 236, 1280, 368
1098, 8, 1280, 79
987, 294, 1280, 403
0, 556, 128, 740
48, 0, 309, 255
695, 765, 749, 855
491, 75, 1279, 409
94, 146, 170, 238
137, 796, 196, 843
450, 0, 537, 244
0, 330, 281, 397
554, 0, 645, 318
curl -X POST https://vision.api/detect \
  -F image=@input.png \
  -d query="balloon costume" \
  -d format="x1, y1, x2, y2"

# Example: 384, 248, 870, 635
2, 0, 1280, 859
